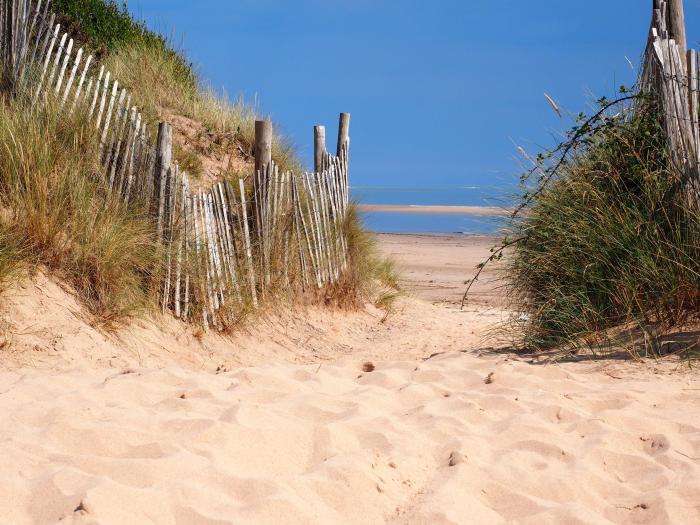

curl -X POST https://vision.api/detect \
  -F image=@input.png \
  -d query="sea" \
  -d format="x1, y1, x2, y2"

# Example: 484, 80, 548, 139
352, 186, 513, 235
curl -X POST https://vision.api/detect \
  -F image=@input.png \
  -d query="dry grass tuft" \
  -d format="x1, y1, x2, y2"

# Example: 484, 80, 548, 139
173, 143, 204, 179
320, 204, 401, 311
0, 95, 160, 324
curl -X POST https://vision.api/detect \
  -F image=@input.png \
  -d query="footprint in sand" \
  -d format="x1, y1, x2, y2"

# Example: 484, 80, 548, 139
640, 434, 670, 456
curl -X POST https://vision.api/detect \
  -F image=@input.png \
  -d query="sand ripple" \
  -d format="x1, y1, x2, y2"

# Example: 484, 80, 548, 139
1, 352, 699, 524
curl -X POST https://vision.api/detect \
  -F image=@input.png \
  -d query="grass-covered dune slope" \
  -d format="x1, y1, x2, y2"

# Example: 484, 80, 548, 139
53, 0, 299, 177
0, 0, 396, 328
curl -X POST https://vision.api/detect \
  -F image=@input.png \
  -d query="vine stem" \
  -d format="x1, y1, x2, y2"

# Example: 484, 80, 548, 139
460, 236, 527, 309
461, 94, 641, 310
511, 94, 639, 218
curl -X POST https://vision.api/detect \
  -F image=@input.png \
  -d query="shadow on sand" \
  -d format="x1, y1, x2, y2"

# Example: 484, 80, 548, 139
430, 326, 700, 366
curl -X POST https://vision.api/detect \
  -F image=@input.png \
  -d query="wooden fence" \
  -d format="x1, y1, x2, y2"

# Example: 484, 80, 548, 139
0, 0, 352, 329
640, 0, 700, 194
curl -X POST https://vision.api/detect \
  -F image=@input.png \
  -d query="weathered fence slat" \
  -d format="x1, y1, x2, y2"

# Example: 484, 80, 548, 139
60, 45, 81, 106
53, 35, 71, 94
95, 70, 110, 128
104, 89, 126, 181
239, 178, 258, 307
45, 30, 66, 96
155, 122, 173, 238
88, 65, 103, 116
34, 22, 58, 99
191, 195, 209, 329
99, 79, 118, 147
70, 52, 90, 112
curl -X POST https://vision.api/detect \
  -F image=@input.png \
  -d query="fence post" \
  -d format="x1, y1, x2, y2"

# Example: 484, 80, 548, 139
254, 119, 272, 175
336, 112, 350, 156
155, 121, 173, 239
254, 119, 272, 253
314, 125, 326, 173
668, 0, 687, 54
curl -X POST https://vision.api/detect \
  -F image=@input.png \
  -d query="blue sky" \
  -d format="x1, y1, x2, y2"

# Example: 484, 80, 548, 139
128, 1, 700, 189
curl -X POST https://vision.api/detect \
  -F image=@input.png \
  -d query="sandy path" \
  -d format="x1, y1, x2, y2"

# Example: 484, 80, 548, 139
377, 233, 502, 307
1, 352, 699, 524
0, 234, 699, 524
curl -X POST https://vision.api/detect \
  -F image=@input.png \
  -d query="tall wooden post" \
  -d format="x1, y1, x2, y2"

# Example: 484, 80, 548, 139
254, 119, 272, 174
314, 125, 326, 173
155, 122, 173, 239
668, 0, 687, 54
687, 49, 699, 154
336, 112, 350, 156
254, 119, 272, 249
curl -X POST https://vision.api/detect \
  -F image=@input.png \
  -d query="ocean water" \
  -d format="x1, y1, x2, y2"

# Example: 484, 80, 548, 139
352, 186, 512, 235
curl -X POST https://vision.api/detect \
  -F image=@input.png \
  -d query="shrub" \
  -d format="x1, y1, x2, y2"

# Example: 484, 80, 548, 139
499, 95, 700, 355
52, 0, 177, 55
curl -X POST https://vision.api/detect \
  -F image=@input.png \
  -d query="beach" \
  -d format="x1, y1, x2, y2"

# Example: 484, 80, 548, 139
358, 204, 512, 217
0, 233, 698, 524
2, 0, 699, 522
376, 233, 503, 307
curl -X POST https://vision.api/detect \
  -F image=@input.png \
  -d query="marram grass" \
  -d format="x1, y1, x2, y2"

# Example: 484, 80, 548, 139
0, 95, 160, 325
503, 97, 700, 357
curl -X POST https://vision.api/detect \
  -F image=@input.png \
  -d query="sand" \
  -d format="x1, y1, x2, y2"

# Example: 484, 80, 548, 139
0, 234, 699, 524
358, 204, 513, 217
376, 233, 503, 307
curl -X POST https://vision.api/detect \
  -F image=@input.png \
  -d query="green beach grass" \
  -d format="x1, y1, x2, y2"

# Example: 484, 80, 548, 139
492, 94, 700, 358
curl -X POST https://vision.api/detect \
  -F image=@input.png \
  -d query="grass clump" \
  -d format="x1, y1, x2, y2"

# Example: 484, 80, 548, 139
325, 204, 401, 312
0, 95, 160, 324
499, 94, 700, 356
173, 143, 204, 179
0, 228, 25, 290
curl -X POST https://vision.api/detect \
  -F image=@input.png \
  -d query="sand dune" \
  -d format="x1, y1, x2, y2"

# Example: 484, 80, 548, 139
0, 235, 699, 524
1, 351, 699, 524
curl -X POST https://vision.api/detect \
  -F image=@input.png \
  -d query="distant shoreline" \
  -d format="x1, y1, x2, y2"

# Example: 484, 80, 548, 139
358, 204, 513, 217
374, 232, 500, 239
